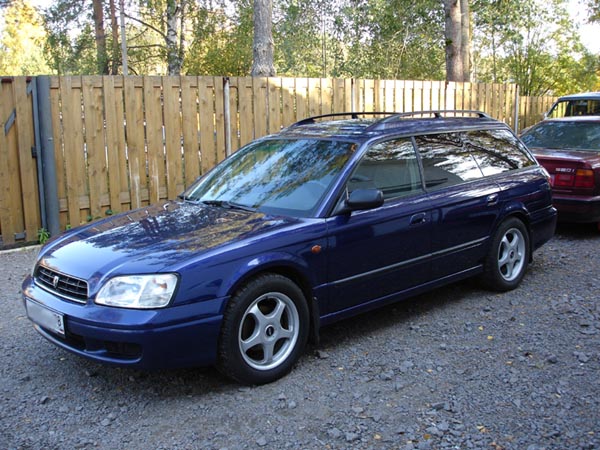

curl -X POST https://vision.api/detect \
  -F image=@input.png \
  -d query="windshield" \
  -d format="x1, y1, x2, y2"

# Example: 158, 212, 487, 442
521, 121, 600, 151
183, 138, 357, 217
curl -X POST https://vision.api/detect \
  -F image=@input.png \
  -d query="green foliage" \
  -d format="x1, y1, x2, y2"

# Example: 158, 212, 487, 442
472, 0, 599, 95
588, 0, 600, 22
37, 228, 50, 244
0, 0, 52, 75
1, 0, 597, 96
184, 0, 253, 75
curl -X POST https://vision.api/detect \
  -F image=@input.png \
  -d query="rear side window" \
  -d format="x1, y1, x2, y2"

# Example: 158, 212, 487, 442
349, 138, 423, 200
415, 133, 482, 190
464, 129, 536, 176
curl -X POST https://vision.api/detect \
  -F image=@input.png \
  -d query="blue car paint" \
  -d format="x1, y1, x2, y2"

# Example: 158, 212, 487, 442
22, 116, 557, 371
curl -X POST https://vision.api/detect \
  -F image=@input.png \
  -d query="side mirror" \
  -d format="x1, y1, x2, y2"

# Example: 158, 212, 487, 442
335, 188, 384, 215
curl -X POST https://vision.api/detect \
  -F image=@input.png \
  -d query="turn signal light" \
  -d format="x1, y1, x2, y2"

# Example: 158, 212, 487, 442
574, 169, 594, 188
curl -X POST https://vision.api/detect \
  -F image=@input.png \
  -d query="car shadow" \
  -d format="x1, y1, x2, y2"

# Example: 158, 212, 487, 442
554, 222, 599, 240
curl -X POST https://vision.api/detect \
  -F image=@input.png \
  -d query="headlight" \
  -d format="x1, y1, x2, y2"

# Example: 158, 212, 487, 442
95, 274, 178, 309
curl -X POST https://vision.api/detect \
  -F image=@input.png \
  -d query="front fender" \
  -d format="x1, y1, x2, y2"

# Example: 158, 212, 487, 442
218, 250, 321, 299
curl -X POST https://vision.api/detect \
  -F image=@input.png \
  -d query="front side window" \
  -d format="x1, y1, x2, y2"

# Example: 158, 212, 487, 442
348, 138, 422, 200
465, 129, 536, 176
415, 133, 482, 190
184, 138, 357, 217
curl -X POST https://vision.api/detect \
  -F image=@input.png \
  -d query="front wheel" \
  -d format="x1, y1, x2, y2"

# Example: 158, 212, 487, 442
481, 218, 530, 291
217, 274, 309, 385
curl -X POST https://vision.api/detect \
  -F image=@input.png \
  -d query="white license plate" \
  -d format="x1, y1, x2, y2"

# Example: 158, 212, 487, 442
26, 300, 65, 336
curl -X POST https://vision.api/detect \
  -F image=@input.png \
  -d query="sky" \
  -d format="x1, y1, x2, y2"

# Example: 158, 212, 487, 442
9, 0, 600, 54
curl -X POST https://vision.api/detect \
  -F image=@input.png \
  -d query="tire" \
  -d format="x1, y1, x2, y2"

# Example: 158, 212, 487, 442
217, 274, 309, 385
481, 218, 530, 292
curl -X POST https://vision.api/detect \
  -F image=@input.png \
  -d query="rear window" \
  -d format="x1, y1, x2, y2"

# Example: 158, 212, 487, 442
464, 129, 536, 175
415, 129, 535, 190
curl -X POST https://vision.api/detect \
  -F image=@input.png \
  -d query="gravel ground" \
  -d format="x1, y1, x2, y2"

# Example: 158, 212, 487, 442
1, 224, 599, 450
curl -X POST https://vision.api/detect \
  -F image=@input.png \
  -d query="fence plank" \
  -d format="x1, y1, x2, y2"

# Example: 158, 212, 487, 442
182, 76, 202, 185
268, 78, 282, 133
163, 76, 184, 198
213, 76, 226, 163
281, 77, 296, 127
143, 76, 165, 204
61, 76, 87, 227
0, 80, 18, 244
321, 78, 333, 114
236, 77, 254, 148
253, 77, 268, 139
82, 76, 107, 221
13, 77, 40, 241
49, 77, 68, 228
123, 77, 145, 209
295, 78, 308, 120
198, 77, 217, 174
102, 76, 126, 214
308, 78, 321, 117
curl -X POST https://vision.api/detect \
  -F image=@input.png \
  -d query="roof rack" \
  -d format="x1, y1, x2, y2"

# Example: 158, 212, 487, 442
288, 110, 492, 130
365, 110, 492, 131
289, 112, 396, 127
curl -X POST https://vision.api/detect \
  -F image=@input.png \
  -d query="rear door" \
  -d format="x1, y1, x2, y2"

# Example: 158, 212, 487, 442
323, 137, 432, 316
414, 132, 502, 279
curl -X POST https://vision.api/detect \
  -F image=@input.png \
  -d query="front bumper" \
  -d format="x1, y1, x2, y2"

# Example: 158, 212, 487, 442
22, 276, 227, 369
552, 193, 600, 223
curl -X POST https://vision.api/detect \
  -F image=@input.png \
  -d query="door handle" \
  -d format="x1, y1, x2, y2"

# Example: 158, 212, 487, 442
486, 194, 499, 206
410, 212, 427, 225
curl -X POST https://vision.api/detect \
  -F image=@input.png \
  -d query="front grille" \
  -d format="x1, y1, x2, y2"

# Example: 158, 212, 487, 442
35, 265, 89, 303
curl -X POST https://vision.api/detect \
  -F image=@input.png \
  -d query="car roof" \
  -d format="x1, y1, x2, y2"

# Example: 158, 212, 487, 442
535, 116, 600, 124
275, 111, 507, 142
556, 92, 600, 101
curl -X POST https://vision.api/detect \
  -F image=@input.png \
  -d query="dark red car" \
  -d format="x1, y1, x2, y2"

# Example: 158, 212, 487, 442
521, 117, 600, 229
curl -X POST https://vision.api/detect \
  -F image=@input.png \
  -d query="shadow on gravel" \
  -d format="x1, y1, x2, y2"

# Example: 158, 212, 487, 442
554, 222, 599, 239
316, 278, 484, 353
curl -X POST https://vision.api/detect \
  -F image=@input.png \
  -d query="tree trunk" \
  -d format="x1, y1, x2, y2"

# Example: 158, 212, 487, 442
92, 0, 109, 74
459, 0, 470, 82
251, 0, 275, 77
166, 0, 182, 75
109, 0, 119, 75
443, 0, 463, 82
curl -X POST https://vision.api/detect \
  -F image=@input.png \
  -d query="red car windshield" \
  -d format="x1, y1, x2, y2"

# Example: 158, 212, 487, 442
521, 121, 600, 152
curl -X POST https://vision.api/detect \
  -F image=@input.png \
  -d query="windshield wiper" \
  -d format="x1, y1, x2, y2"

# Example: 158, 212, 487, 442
201, 200, 256, 212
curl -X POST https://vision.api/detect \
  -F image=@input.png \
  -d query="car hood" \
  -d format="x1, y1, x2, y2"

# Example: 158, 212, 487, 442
38, 200, 299, 280
532, 148, 600, 167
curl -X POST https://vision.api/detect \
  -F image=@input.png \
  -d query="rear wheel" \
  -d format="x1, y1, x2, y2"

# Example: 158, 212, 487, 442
217, 274, 309, 385
482, 218, 530, 291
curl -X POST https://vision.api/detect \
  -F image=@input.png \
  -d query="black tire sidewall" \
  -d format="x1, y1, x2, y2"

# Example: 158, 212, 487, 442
217, 274, 309, 385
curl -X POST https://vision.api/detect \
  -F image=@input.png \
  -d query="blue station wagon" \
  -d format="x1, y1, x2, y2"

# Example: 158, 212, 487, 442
22, 111, 557, 384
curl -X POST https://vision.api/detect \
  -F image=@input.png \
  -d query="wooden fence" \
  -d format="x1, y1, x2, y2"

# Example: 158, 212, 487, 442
0, 75, 556, 248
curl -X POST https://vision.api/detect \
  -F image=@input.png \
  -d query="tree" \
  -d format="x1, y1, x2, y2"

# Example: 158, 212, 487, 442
92, 0, 108, 74
0, 0, 52, 75
587, 0, 600, 21
185, 0, 254, 75
443, 0, 470, 82
332, 0, 445, 79
251, 0, 275, 76
472, 0, 599, 95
